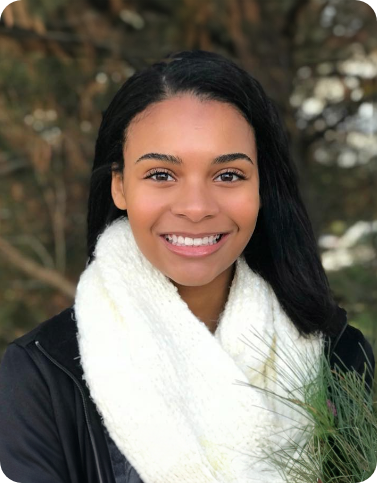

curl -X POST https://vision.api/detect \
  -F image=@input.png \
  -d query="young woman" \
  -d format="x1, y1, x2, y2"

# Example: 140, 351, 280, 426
0, 50, 374, 483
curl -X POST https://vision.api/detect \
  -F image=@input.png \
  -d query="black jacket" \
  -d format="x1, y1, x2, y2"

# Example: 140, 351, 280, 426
0, 306, 375, 483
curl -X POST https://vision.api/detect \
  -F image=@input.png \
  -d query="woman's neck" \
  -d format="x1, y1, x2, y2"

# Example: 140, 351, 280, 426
173, 264, 236, 334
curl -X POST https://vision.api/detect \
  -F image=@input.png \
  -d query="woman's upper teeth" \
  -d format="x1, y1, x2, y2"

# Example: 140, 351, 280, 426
166, 233, 221, 240
165, 234, 222, 246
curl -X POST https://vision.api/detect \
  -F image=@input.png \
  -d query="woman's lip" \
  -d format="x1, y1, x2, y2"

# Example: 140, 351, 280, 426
159, 233, 230, 258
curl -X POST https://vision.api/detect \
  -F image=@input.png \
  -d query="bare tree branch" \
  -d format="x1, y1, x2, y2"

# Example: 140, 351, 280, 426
52, 156, 67, 274
0, 26, 144, 67
0, 236, 76, 298
29, 142, 68, 274
0, 159, 28, 176
10, 235, 55, 268
282, 0, 311, 40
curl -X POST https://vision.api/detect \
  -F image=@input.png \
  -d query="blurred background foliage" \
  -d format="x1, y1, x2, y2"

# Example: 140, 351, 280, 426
0, 0, 376, 392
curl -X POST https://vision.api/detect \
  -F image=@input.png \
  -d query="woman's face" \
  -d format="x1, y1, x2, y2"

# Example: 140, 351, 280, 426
111, 94, 260, 287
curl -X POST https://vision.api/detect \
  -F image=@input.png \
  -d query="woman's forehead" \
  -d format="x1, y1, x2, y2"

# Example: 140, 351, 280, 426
124, 95, 256, 160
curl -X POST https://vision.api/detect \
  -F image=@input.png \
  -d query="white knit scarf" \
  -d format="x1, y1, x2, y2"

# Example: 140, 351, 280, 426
75, 217, 324, 483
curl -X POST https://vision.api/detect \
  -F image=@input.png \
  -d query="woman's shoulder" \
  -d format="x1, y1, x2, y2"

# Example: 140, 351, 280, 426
330, 322, 375, 392
8, 306, 76, 350
1, 306, 81, 383
332, 323, 374, 368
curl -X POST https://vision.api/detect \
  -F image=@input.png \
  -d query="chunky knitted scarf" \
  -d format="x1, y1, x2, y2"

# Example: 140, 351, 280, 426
75, 217, 324, 483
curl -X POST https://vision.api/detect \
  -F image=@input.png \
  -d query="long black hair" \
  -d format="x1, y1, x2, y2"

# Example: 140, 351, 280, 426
87, 49, 344, 339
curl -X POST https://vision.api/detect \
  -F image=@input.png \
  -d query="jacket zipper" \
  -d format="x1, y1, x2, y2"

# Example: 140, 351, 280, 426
35, 340, 104, 483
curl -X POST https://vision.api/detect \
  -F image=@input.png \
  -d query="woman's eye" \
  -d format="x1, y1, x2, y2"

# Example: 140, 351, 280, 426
213, 171, 246, 182
144, 170, 172, 182
144, 170, 246, 183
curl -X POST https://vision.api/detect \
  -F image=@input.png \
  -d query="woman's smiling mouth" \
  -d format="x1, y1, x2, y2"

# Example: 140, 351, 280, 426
160, 233, 230, 257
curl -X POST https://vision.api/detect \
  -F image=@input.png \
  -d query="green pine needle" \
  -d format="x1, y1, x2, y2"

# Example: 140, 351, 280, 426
237, 327, 377, 483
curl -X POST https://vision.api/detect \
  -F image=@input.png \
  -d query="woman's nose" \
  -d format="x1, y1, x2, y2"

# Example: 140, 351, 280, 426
170, 181, 220, 222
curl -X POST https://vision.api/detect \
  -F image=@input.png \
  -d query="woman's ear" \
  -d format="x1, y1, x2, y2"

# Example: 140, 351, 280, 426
111, 171, 127, 210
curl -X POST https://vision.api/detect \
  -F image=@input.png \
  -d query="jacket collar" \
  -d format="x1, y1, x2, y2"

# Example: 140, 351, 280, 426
34, 306, 84, 382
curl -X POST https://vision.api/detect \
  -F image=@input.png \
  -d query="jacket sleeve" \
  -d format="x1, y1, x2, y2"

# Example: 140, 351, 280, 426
0, 343, 70, 483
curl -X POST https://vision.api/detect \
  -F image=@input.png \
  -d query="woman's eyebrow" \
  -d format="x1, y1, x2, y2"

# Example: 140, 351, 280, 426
135, 152, 254, 165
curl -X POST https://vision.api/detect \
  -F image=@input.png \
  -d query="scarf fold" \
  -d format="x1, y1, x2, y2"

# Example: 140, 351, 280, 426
75, 217, 324, 483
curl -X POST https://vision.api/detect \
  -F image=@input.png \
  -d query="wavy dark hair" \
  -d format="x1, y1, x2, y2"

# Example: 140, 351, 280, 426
87, 49, 344, 339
